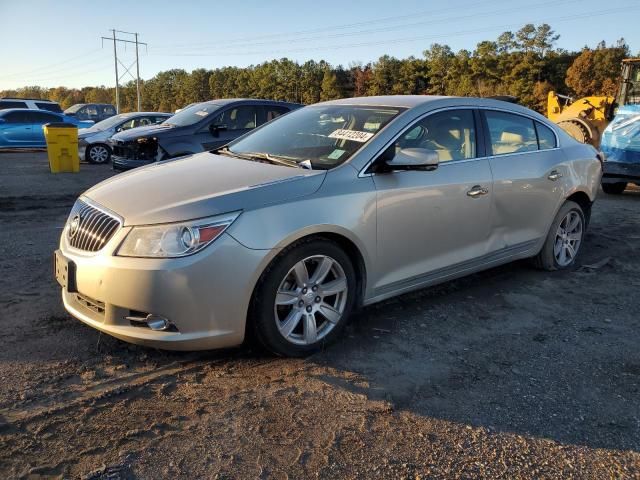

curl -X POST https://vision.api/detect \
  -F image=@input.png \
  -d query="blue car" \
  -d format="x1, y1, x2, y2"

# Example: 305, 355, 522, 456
0, 108, 94, 149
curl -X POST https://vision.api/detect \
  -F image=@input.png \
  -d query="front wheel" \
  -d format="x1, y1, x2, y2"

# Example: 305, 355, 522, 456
249, 239, 356, 357
533, 200, 585, 271
601, 182, 627, 195
86, 144, 111, 164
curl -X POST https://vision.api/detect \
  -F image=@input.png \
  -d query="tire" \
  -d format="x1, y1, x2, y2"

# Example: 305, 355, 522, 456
86, 144, 111, 164
601, 182, 627, 195
533, 200, 585, 271
249, 238, 357, 357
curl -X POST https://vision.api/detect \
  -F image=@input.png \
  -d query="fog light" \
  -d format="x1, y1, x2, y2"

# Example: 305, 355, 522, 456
146, 315, 170, 331
125, 313, 177, 332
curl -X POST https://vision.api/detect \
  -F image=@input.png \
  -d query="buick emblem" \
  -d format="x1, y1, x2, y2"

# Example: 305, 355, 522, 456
68, 214, 81, 239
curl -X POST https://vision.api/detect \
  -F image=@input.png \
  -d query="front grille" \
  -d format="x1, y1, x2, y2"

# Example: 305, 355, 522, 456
67, 200, 121, 252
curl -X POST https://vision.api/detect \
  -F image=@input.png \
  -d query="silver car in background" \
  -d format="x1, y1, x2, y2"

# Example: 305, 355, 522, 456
55, 96, 602, 356
78, 112, 171, 164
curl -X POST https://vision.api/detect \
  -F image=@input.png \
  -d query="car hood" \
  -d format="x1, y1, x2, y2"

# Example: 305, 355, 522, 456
83, 152, 326, 225
111, 123, 175, 142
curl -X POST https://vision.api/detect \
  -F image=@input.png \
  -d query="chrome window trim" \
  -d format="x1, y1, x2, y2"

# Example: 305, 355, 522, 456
481, 107, 560, 155
358, 105, 560, 178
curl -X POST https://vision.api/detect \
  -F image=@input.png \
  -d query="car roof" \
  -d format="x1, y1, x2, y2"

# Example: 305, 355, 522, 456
197, 98, 302, 107
0, 108, 61, 114
317, 95, 450, 108
118, 111, 171, 117
0, 97, 58, 102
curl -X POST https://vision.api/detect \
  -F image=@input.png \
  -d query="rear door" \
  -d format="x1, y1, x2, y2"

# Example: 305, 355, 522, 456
373, 108, 494, 293
481, 109, 565, 250
27, 111, 61, 145
1, 111, 32, 145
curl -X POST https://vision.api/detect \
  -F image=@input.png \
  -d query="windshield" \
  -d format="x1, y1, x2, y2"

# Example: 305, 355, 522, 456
163, 102, 220, 127
64, 104, 84, 114
85, 113, 132, 131
226, 105, 406, 169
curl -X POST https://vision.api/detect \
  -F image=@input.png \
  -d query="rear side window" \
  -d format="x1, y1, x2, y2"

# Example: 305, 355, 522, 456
102, 105, 116, 116
213, 106, 259, 131
0, 100, 28, 110
535, 122, 557, 150
485, 111, 537, 155
27, 111, 61, 124
36, 102, 62, 113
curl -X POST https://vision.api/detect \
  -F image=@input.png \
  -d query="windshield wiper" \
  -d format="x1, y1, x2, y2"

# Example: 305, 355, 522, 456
219, 148, 309, 169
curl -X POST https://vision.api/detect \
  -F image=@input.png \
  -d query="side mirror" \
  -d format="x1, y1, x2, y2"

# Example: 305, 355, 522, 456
209, 124, 228, 137
385, 148, 439, 171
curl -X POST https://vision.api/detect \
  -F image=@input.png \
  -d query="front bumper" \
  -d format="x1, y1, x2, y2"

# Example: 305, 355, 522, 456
602, 159, 640, 184
57, 225, 273, 351
112, 155, 153, 171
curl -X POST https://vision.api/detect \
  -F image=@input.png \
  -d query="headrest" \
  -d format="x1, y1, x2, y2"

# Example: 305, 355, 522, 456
501, 131, 524, 143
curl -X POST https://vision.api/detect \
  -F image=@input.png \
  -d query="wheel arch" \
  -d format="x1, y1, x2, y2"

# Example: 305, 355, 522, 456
247, 229, 369, 317
565, 190, 593, 226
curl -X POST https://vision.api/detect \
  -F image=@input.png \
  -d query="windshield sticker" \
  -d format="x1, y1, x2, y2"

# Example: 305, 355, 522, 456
328, 129, 374, 143
327, 149, 346, 160
194, 110, 209, 117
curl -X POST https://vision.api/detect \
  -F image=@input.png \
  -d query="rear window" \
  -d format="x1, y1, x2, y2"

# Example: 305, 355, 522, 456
485, 111, 538, 155
0, 100, 28, 110
535, 122, 557, 150
36, 102, 62, 113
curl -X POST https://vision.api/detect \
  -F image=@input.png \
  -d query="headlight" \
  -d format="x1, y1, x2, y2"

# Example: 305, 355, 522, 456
116, 212, 240, 258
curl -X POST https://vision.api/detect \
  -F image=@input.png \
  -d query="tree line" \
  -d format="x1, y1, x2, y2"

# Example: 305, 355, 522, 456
1, 24, 633, 114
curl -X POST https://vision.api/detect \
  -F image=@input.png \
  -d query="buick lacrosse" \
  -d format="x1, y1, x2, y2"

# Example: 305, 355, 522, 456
55, 96, 602, 356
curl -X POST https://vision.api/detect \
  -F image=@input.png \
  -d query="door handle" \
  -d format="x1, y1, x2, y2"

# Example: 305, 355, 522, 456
548, 170, 563, 181
467, 185, 489, 197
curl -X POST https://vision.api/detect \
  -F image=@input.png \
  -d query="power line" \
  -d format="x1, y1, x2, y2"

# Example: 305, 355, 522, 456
152, 0, 579, 53
0, 48, 102, 80
150, 5, 639, 58
101, 29, 147, 113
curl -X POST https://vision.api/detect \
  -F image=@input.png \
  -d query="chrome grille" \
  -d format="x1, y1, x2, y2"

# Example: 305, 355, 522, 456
67, 200, 121, 252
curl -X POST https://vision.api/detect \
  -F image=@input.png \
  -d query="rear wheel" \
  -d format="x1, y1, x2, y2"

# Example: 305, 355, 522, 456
86, 144, 111, 164
533, 201, 585, 271
249, 239, 356, 357
602, 182, 627, 195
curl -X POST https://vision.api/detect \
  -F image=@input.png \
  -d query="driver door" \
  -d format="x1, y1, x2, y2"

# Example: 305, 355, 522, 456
198, 105, 260, 150
372, 109, 494, 294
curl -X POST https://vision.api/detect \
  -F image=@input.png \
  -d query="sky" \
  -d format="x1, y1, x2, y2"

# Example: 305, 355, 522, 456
0, 0, 638, 90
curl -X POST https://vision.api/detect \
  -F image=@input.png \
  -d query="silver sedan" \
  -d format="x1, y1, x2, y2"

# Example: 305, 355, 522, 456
78, 112, 171, 164
55, 96, 602, 356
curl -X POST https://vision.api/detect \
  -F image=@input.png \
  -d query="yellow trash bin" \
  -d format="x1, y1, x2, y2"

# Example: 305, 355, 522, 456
44, 123, 79, 173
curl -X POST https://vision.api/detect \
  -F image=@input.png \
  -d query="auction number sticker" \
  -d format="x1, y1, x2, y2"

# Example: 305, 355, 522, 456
328, 129, 374, 143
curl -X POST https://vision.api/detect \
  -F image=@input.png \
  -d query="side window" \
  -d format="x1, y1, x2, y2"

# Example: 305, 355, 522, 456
86, 106, 99, 119
153, 116, 167, 124
36, 102, 62, 113
133, 117, 153, 128
103, 105, 116, 116
119, 119, 136, 131
396, 109, 476, 162
219, 106, 259, 131
0, 101, 28, 110
535, 122, 557, 150
29, 111, 60, 124
485, 111, 537, 155
260, 106, 289, 126
3, 111, 29, 123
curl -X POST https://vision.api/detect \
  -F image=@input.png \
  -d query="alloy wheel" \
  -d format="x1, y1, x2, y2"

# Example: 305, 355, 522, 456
89, 145, 109, 163
553, 210, 583, 267
274, 255, 348, 345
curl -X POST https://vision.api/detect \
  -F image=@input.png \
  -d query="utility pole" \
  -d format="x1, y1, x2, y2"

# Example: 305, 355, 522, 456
111, 30, 119, 113
101, 30, 147, 113
134, 33, 141, 112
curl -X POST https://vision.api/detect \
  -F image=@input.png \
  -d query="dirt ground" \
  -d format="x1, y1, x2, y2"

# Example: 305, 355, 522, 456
0, 151, 639, 479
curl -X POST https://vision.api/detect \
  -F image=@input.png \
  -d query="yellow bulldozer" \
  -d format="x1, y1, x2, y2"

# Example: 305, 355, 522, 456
547, 58, 640, 147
